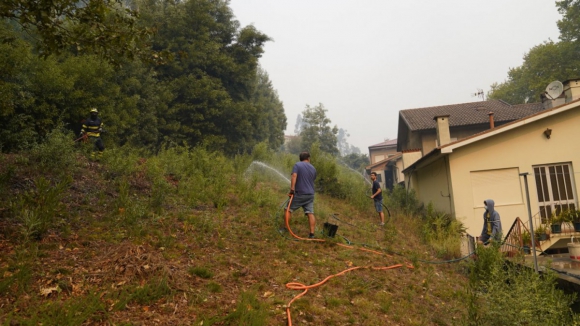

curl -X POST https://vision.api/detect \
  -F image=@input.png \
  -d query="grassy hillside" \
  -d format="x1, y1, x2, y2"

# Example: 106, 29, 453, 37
0, 131, 575, 325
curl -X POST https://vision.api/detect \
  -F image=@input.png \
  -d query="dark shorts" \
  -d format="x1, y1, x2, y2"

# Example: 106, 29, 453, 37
374, 198, 383, 212
289, 194, 314, 214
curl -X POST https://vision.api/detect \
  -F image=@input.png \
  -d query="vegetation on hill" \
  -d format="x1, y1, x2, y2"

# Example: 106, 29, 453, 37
1, 0, 580, 324
0, 0, 285, 155
0, 131, 578, 325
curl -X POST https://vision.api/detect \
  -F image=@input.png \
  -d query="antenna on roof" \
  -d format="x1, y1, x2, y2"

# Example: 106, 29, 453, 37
545, 81, 563, 99
472, 88, 485, 101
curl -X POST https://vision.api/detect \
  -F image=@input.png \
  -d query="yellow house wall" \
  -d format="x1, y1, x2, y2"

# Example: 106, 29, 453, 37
402, 151, 423, 170
369, 147, 398, 164
414, 158, 453, 213
395, 159, 404, 185
448, 106, 580, 237
421, 133, 437, 154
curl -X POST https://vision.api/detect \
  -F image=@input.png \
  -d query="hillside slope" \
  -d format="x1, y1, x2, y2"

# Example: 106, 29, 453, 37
0, 151, 469, 325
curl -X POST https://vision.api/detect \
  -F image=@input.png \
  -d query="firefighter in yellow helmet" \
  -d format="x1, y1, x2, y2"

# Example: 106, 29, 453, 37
80, 108, 105, 159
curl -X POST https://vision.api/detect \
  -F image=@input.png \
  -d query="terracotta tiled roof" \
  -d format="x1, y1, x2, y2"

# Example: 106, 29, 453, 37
399, 100, 543, 131
369, 139, 398, 148
402, 98, 580, 173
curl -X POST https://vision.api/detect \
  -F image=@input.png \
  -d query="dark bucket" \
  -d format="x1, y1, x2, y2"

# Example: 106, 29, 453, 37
323, 222, 339, 238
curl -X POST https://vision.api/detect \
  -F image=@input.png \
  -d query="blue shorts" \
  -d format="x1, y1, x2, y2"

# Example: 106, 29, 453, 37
374, 199, 383, 212
289, 194, 315, 214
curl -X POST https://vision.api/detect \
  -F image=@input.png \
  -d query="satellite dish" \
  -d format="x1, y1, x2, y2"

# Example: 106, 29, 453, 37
545, 81, 564, 99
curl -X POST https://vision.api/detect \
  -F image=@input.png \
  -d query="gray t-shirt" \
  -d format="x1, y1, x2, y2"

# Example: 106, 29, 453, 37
291, 161, 316, 195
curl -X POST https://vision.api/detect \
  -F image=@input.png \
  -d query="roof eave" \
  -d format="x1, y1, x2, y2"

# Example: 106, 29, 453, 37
440, 97, 580, 153
402, 148, 443, 174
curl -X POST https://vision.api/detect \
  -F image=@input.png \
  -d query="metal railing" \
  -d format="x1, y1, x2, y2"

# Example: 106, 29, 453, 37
500, 217, 544, 256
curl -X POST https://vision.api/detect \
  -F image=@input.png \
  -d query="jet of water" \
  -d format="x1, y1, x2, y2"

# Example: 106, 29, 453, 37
245, 161, 290, 183
337, 160, 371, 185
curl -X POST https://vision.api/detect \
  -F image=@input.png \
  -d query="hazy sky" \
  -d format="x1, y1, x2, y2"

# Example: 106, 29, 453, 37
229, 1, 562, 152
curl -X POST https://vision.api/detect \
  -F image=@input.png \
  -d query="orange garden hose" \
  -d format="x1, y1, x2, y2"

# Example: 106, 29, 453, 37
282, 195, 415, 325
285, 264, 411, 326
284, 194, 325, 242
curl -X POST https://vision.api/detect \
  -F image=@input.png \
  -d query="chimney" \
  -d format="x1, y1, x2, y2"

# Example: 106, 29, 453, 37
488, 112, 495, 129
434, 115, 451, 147
541, 93, 553, 110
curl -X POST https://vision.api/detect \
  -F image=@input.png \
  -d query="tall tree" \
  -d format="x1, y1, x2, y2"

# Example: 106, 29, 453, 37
557, 0, 580, 42
488, 1, 580, 103
488, 41, 580, 103
248, 67, 286, 151
0, 0, 156, 64
139, 0, 272, 153
300, 103, 339, 156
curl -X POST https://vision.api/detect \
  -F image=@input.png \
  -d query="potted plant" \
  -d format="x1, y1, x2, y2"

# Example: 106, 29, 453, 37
535, 225, 548, 241
549, 212, 563, 234
522, 230, 531, 254
571, 210, 580, 232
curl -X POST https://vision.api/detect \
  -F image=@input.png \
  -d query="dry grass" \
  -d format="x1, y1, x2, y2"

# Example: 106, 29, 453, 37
0, 152, 470, 325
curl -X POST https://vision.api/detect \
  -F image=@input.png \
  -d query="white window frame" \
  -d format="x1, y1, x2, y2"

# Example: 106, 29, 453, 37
534, 163, 578, 222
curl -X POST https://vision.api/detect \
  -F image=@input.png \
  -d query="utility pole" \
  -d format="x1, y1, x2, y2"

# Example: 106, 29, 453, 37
520, 172, 539, 272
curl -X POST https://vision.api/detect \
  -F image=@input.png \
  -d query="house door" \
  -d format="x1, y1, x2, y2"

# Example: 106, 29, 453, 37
534, 163, 578, 222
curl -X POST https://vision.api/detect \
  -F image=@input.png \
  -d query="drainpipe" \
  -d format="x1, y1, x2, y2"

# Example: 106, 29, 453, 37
444, 156, 454, 217
488, 112, 495, 129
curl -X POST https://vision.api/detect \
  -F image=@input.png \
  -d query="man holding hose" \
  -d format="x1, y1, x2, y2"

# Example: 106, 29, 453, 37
370, 172, 385, 226
288, 151, 317, 238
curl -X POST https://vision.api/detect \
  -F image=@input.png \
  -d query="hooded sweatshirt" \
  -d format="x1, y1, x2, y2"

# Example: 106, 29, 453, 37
480, 199, 502, 243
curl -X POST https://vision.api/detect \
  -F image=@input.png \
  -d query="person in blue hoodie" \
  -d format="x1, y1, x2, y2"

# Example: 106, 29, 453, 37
478, 199, 503, 245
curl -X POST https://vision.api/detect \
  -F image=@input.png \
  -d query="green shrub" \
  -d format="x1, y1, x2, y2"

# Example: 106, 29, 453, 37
420, 203, 464, 259
251, 141, 272, 162
10, 176, 71, 240
335, 164, 372, 211
385, 184, 422, 215
101, 146, 144, 179
466, 245, 579, 325
309, 143, 348, 198
0, 114, 38, 152
29, 125, 77, 173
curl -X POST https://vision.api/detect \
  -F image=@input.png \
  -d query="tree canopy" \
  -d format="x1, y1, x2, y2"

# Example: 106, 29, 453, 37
488, 1, 580, 103
299, 103, 339, 156
0, 0, 158, 64
0, 0, 286, 154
